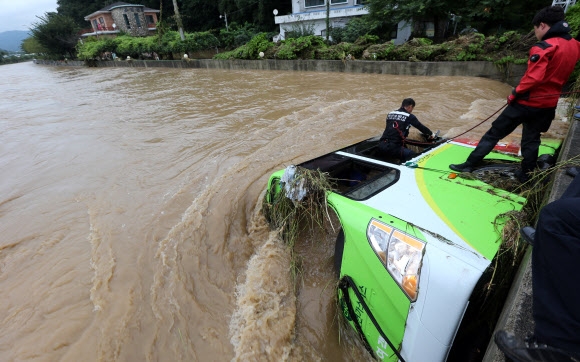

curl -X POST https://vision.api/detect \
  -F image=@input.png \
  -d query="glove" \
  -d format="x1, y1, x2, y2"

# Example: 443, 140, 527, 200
507, 89, 518, 105
507, 94, 516, 105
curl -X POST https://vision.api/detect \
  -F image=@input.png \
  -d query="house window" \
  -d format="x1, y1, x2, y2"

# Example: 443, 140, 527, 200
123, 14, 131, 29
93, 19, 98, 29
146, 15, 155, 25
99, 17, 105, 24
331, 0, 347, 3
305, 0, 325, 7
134, 13, 142, 28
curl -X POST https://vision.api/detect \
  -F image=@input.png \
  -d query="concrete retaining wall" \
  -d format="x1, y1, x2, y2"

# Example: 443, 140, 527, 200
34, 58, 527, 87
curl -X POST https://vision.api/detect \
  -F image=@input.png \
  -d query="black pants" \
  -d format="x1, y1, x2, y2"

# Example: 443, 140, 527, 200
378, 140, 416, 162
466, 103, 555, 173
532, 175, 580, 353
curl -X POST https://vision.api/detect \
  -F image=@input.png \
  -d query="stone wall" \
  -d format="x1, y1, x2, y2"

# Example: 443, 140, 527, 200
33, 58, 526, 86
74, 58, 526, 86
111, 7, 148, 37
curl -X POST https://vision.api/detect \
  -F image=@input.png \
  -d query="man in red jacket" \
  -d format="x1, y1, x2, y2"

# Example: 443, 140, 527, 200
449, 6, 580, 182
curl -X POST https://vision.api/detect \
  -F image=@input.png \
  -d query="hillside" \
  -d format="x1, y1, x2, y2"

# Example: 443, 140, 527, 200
0, 30, 30, 52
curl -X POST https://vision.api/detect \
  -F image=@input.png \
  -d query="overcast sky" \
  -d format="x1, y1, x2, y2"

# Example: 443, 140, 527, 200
0, 0, 58, 33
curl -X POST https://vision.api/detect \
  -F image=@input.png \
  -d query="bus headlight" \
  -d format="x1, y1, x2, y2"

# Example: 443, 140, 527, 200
367, 219, 426, 301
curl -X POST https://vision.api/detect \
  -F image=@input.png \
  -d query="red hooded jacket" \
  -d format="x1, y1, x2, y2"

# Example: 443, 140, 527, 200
514, 20, 580, 108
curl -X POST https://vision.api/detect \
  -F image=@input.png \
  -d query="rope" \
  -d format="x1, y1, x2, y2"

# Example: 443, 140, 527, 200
392, 120, 409, 160
446, 103, 507, 140
446, 90, 580, 140
412, 90, 580, 145
338, 275, 407, 362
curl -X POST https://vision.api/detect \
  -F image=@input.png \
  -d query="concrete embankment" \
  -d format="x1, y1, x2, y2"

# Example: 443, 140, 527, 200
34, 58, 526, 87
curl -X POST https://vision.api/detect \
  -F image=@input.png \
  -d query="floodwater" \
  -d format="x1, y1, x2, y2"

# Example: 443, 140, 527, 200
0, 61, 568, 361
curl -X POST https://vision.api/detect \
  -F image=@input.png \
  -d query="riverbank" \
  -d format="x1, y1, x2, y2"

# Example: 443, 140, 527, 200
34, 58, 527, 87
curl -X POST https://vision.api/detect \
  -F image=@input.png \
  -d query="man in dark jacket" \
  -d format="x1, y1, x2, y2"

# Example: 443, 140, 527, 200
378, 98, 434, 162
450, 6, 580, 182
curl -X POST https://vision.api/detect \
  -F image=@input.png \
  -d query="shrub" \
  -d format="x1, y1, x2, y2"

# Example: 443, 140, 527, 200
275, 35, 327, 60
214, 32, 273, 59
77, 30, 221, 60
329, 17, 377, 44
567, 3, 580, 38
77, 37, 105, 60
218, 22, 260, 49
284, 21, 316, 39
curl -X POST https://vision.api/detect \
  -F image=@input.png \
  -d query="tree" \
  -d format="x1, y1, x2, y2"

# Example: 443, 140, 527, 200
231, 0, 291, 30
180, 0, 221, 31
57, 0, 105, 28
30, 12, 80, 59
458, 0, 548, 35
172, 0, 186, 40
366, 0, 551, 40
21, 37, 48, 54
567, 3, 580, 39
366, 0, 455, 40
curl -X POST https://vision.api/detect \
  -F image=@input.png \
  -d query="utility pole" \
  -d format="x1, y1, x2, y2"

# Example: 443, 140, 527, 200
551, 0, 577, 12
325, 0, 330, 42
172, 0, 185, 40
220, 13, 229, 31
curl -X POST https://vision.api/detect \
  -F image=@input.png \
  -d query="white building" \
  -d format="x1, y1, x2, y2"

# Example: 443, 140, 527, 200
273, 0, 411, 45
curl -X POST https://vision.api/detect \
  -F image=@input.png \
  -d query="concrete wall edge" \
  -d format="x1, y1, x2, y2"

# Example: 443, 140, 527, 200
33, 59, 526, 87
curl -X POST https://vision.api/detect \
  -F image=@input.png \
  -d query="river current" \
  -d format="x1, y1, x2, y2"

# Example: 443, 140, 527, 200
0, 61, 566, 361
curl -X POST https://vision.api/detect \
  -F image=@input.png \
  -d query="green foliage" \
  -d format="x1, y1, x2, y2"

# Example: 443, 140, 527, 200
162, 31, 220, 54
213, 49, 238, 60
74, 19, 534, 66
31, 12, 79, 59
56, 0, 104, 27
366, 0, 451, 28
314, 47, 343, 60
218, 22, 261, 49
363, 41, 397, 60
330, 17, 378, 44
77, 37, 108, 60
77, 30, 220, 60
365, 0, 549, 37
114, 35, 148, 58
214, 32, 273, 59
53, 0, 551, 43
215, 29, 532, 64
456, 51, 477, 61
413, 38, 433, 46
55, 0, 291, 36
567, 3, 580, 39
275, 35, 327, 60
237, 32, 273, 58
494, 55, 516, 65
21, 37, 47, 54
354, 34, 380, 46
284, 21, 316, 40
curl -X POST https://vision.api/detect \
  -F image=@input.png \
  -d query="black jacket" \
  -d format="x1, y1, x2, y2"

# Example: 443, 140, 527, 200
379, 107, 432, 149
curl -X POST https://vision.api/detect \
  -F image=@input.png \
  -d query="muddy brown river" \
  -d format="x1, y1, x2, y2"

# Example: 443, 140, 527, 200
0, 61, 568, 361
